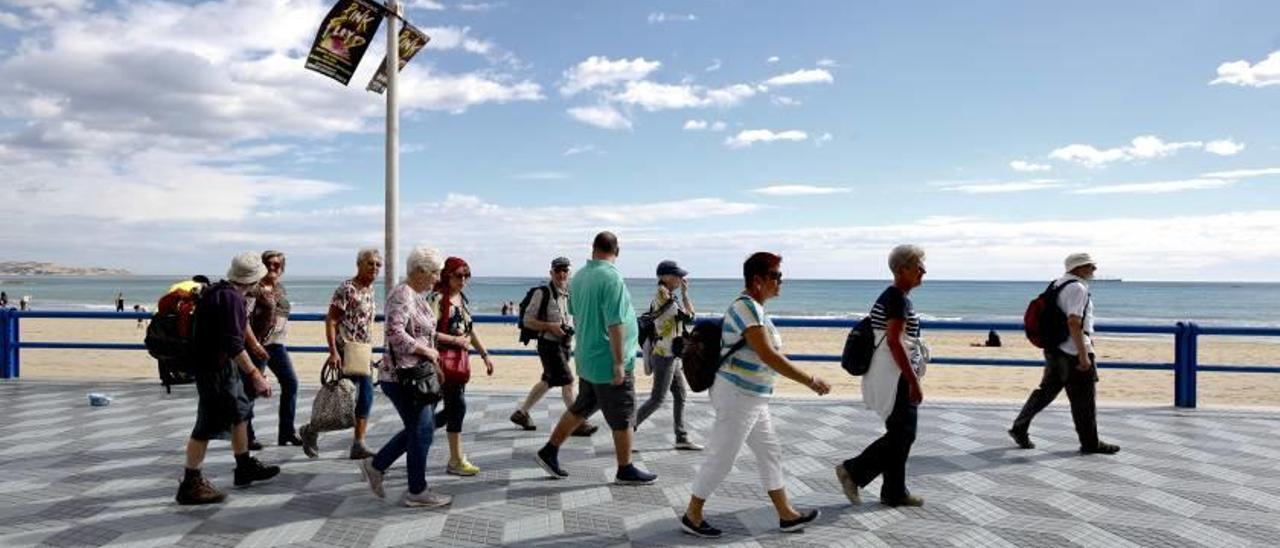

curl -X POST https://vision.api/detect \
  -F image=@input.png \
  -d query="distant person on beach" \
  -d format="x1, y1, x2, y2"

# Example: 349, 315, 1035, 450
359, 246, 452, 508
133, 304, 149, 329
425, 256, 497, 477
19, 295, 29, 310
116, 292, 125, 312
534, 231, 656, 485
1, 291, 8, 308
500, 302, 511, 315
634, 260, 702, 451
971, 329, 1002, 347
175, 252, 279, 506
243, 250, 302, 449
302, 248, 382, 460
837, 244, 930, 509
680, 252, 829, 539
1009, 253, 1120, 455
509, 257, 598, 436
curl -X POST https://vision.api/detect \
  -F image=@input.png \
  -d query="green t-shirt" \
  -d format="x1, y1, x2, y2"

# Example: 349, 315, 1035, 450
569, 259, 639, 383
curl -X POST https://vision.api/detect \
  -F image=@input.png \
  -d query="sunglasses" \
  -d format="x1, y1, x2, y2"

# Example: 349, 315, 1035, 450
767, 271, 783, 281
553, 268, 569, 274
265, 261, 284, 268
454, 272, 472, 279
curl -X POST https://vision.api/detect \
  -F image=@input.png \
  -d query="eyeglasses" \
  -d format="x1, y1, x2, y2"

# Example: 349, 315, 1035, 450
553, 268, 569, 274
454, 272, 472, 280
767, 271, 783, 281
265, 261, 283, 268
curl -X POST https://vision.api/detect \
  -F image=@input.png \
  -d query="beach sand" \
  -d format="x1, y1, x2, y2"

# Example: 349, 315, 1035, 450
14, 319, 1280, 407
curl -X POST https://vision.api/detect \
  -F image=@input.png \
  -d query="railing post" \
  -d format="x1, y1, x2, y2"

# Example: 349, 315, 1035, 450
0, 308, 15, 379
1174, 322, 1198, 408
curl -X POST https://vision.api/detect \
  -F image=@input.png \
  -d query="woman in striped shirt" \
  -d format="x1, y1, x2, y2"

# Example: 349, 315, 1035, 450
680, 252, 832, 539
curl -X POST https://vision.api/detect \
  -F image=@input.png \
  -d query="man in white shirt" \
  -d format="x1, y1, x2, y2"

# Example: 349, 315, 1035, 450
1009, 253, 1119, 455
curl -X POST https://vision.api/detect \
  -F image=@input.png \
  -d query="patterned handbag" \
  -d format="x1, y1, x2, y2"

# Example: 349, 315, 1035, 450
309, 363, 356, 432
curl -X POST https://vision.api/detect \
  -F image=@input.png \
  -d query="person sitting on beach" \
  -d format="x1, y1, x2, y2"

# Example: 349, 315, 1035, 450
509, 257, 598, 436
971, 329, 1002, 347
680, 252, 830, 539
837, 244, 930, 509
0, 291, 7, 308
534, 231, 657, 485
358, 246, 452, 508
301, 248, 382, 460
175, 252, 280, 505
1009, 253, 1120, 455
425, 257, 497, 477
634, 259, 702, 451
242, 250, 302, 449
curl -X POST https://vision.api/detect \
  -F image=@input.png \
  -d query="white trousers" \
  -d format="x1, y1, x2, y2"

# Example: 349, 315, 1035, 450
690, 379, 785, 499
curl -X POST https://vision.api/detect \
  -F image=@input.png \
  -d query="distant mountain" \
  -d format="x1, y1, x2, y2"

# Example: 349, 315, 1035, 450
0, 262, 131, 276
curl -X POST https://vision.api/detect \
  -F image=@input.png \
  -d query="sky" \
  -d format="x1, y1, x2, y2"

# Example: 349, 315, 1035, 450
1, 0, 1278, 281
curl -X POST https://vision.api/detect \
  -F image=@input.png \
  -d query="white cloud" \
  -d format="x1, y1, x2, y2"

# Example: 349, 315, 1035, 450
1205, 139, 1245, 156
1211, 51, 1280, 88
764, 68, 834, 86
647, 12, 697, 23
1048, 135, 1240, 167
942, 179, 1065, 194
560, 56, 661, 96
750, 185, 850, 196
815, 132, 833, 146
771, 96, 802, 107
1072, 178, 1235, 195
406, 0, 445, 10
766, 56, 780, 64
611, 81, 756, 111
725, 129, 807, 148
1010, 160, 1052, 173
511, 171, 569, 180
705, 58, 722, 72
563, 144, 599, 156
683, 119, 708, 131
567, 104, 632, 130
457, 2, 501, 11
422, 26, 499, 56
0, 10, 23, 29
1200, 167, 1280, 179
816, 58, 838, 67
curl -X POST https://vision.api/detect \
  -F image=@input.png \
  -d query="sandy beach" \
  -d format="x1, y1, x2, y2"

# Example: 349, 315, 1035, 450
12, 318, 1279, 408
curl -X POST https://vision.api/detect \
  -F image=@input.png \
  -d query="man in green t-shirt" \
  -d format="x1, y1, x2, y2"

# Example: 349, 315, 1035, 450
534, 231, 657, 485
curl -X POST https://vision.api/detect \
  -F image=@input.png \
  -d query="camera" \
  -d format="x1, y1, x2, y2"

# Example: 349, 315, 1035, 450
561, 325, 575, 337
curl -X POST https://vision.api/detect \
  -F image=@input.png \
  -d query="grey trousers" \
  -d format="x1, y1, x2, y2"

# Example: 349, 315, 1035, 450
635, 351, 688, 440
1012, 349, 1100, 449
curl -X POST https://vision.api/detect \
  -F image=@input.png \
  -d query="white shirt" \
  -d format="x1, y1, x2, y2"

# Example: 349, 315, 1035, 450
1054, 274, 1094, 356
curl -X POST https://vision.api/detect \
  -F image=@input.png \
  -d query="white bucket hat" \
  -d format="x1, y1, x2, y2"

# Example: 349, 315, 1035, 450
227, 252, 267, 285
1064, 252, 1096, 272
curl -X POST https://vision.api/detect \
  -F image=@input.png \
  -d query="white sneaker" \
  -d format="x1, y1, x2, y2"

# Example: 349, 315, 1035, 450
358, 457, 384, 498
403, 489, 452, 508
674, 439, 704, 451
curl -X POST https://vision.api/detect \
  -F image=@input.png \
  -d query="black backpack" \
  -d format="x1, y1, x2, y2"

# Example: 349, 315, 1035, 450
680, 318, 747, 392
145, 309, 198, 393
840, 317, 885, 376
516, 284, 554, 345
637, 296, 677, 347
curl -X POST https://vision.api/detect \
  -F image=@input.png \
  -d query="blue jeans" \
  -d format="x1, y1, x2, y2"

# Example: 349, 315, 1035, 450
373, 382, 436, 494
244, 344, 299, 441
345, 374, 374, 418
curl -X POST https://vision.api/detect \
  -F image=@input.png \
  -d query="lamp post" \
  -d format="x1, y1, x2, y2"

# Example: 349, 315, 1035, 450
383, 0, 401, 293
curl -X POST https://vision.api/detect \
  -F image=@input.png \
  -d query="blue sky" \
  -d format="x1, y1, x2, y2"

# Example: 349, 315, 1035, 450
1, 0, 1278, 280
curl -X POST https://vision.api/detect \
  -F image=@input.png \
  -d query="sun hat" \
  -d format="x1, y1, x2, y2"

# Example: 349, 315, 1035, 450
227, 252, 267, 285
1064, 253, 1096, 273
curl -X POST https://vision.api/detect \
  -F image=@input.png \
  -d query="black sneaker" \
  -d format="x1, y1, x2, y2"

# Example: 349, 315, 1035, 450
680, 514, 722, 538
509, 410, 536, 431
247, 440, 264, 451
571, 422, 598, 437
1008, 428, 1035, 449
615, 464, 657, 485
233, 456, 280, 487
1081, 441, 1120, 455
176, 475, 226, 505
535, 445, 568, 479
779, 508, 820, 533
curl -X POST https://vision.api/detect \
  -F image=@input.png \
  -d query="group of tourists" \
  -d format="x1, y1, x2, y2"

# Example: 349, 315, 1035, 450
173, 231, 1117, 539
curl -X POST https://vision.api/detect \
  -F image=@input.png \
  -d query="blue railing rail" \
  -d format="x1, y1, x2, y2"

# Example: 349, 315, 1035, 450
2, 309, 1278, 408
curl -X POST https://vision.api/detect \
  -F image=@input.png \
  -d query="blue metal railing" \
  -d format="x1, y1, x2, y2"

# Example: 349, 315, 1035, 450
1, 309, 1278, 408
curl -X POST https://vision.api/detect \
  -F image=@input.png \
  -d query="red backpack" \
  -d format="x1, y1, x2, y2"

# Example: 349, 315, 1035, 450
1023, 280, 1079, 348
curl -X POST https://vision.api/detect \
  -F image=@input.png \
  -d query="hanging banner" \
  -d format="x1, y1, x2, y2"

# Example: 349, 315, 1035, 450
367, 24, 430, 94
304, 0, 385, 86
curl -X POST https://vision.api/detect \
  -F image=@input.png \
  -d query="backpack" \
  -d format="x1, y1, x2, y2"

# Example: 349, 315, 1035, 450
144, 284, 202, 392
516, 284, 554, 345
636, 296, 677, 347
840, 316, 885, 376
680, 318, 748, 393
1023, 279, 1080, 349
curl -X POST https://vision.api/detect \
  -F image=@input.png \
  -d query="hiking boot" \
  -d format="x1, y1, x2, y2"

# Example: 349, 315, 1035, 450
349, 442, 374, 460
674, 438, 704, 451
233, 456, 280, 487
779, 509, 820, 532
535, 445, 568, 479
883, 494, 925, 507
834, 464, 861, 505
680, 514, 722, 538
1008, 428, 1035, 449
358, 457, 385, 498
300, 424, 319, 459
176, 475, 226, 505
1081, 441, 1120, 455
509, 409, 536, 431
447, 457, 480, 477
571, 422, 598, 437
403, 489, 452, 508
615, 464, 657, 485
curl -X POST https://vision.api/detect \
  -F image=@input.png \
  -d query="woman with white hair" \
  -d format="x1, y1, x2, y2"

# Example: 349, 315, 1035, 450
357, 247, 452, 508
836, 244, 929, 508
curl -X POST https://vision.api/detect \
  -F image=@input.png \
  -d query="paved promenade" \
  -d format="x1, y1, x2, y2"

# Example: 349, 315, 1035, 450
1, 380, 1279, 547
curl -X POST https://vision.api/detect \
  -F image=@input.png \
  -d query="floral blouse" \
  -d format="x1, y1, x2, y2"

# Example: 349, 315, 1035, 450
380, 282, 437, 383
330, 279, 376, 350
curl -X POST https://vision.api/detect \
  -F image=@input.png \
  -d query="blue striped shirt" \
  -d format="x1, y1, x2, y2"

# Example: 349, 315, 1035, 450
717, 294, 781, 396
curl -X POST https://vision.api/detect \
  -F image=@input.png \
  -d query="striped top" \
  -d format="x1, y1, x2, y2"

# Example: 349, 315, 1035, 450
717, 293, 781, 396
869, 286, 920, 338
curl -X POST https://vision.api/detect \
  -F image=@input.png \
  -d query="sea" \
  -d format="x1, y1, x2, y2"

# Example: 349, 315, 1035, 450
2, 275, 1279, 328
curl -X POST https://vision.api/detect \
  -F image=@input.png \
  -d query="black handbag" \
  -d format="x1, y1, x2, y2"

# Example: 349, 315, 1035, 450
390, 345, 442, 405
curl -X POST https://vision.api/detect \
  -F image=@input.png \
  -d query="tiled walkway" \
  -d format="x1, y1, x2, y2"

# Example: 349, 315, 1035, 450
2, 380, 1279, 547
